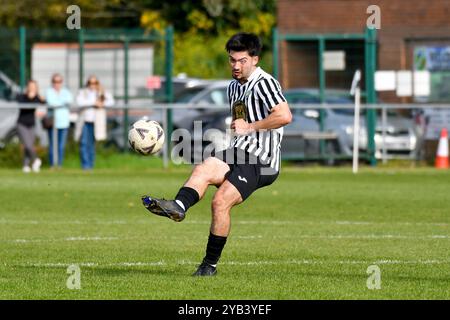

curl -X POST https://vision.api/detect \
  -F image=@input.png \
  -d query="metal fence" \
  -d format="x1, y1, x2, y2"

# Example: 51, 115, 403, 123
273, 27, 378, 165
2, 27, 448, 167
1, 101, 448, 168
0, 26, 175, 158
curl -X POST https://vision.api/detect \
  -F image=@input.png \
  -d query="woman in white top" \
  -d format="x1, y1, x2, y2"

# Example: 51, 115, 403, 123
75, 76, 114, 170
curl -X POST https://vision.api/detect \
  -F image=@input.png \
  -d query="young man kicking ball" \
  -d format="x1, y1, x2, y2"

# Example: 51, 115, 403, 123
142, 32, 292, 276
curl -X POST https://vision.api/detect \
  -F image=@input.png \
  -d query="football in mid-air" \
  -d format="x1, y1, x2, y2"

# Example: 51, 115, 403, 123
128, 119, 165, 155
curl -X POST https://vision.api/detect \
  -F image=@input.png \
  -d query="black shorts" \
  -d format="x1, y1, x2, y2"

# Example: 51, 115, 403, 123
212, 147, 279, 201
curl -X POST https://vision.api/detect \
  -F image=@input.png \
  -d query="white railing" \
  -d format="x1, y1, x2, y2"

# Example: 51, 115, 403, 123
1, 101, 449, 167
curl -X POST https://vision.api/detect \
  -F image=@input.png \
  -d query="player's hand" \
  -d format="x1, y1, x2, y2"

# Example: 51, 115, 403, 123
231, 119, 254, 135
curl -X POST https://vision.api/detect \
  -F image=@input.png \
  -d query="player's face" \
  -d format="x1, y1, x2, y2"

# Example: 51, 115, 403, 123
228, 50, 259, 83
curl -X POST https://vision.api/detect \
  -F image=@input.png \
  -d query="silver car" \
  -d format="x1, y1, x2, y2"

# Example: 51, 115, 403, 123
107, 79, 229, 149
186, 87, 420, 163
0, 71, 21, 148
282, 89, 419, 161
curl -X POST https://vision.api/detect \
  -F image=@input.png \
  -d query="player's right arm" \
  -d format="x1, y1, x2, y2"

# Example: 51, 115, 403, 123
231, 102, 292, 135
231, 78, 292, 135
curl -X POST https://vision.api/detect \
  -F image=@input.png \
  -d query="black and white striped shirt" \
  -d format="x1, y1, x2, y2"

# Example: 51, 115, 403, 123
227, 67, 286, 172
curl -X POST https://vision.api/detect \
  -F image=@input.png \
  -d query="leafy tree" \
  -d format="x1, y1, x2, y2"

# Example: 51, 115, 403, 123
0, 0, 276, 78
140, 0, 276, 77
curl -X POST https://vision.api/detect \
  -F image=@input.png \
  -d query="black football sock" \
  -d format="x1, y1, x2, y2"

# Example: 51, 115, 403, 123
175, 186, 200, 212
203, 232, 227, 266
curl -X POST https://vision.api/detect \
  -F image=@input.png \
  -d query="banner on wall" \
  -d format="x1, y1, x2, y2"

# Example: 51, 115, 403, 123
414, 46, 450, 103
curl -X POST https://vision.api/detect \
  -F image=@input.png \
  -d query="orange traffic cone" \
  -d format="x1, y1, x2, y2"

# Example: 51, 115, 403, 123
435, 128, 449, 169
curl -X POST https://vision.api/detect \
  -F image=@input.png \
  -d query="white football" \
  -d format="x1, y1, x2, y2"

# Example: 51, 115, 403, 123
128, 119, 165, 155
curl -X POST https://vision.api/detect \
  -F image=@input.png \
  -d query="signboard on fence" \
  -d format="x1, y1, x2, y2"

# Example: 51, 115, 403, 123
415, 46, 450, 140
424, 109, 450, 140
414, 46, 450, 103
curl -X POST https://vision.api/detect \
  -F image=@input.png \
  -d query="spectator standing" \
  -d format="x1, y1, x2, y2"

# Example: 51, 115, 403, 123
75, 75, 114, 170
45, 73, 73, 168
17, 80, 45, 173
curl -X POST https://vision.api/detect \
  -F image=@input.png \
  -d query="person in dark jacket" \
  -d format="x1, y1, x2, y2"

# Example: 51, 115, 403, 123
17, 80, 45, 173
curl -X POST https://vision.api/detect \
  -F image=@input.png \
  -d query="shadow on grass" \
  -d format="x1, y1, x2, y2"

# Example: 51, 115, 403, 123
16, 265, 188, 277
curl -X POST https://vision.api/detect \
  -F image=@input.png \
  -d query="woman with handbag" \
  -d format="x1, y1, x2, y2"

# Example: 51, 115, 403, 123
45, 73, 73, 168
75, 76, 114, 170
16, 80, 45, 173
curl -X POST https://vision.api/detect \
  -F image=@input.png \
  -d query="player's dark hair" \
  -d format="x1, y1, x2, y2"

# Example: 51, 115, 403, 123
225, 32, 262, 57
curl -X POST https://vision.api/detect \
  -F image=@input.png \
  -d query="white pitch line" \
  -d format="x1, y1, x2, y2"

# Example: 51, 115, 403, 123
16, 262, 166, 268
221, 259, 450, 266
6, 236, 120, 243
0, 219, 448, 226
234, 235, 263, 239
117, 262, 165, 267
14, 259, 450, 268
274, 234, 450, 240
335, 221, 449, 227
64, 236, 119, 241
4, 234, 450, 244
0, 219, 129, 225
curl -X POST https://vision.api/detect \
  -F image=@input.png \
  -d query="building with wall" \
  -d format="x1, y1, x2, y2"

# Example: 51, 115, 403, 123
277, 0, 450, 103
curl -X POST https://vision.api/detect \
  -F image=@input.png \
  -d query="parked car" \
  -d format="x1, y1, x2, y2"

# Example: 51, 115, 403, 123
283, 88, 419, 160
0, 71, 72, 149
0, 100, 20, 148
0, 99, 52, 149
153, 75, 213, 102
107, 79, 229, 149
0, 72, 23, 148
184, 87, 420, 163
0, 71, 21, 101
171, 80, 229, 130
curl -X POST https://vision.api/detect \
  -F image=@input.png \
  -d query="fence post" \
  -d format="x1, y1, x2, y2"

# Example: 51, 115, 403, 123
162, 107, 169, 169
78, 28, 84, 89
52, 122, 58, 167
318, 37, 326, 158
164, 26, 174, 166
365, 27, 377, 166
19, 26, 26, 90
123, 38, 130, 153
382, 105, 387, 163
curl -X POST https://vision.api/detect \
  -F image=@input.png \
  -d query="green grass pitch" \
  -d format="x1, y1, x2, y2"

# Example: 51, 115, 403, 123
0, 167, 449, 299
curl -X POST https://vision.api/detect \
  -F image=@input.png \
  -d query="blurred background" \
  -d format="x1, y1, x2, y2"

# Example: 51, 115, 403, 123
1, 0, 449, 170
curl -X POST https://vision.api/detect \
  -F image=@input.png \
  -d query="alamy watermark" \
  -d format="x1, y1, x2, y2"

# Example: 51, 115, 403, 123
66, 264, 81, 290
66, 5, 81, 30
366, 5, 381, 30
366, 265, 381, 290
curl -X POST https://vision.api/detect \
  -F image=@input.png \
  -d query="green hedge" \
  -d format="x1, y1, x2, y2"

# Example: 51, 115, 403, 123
0, 140, 166, 170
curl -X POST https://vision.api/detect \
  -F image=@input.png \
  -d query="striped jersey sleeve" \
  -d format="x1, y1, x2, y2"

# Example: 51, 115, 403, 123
256, 78, 286, 112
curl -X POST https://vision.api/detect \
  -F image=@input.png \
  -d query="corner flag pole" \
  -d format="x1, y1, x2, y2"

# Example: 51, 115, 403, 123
350, 70, 362, 174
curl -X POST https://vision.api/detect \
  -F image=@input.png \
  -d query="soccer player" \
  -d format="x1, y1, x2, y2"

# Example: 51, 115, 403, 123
142, 32, 292, 276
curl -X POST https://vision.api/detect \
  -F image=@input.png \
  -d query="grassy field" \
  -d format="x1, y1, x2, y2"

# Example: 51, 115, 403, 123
0, 166, 449, 299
